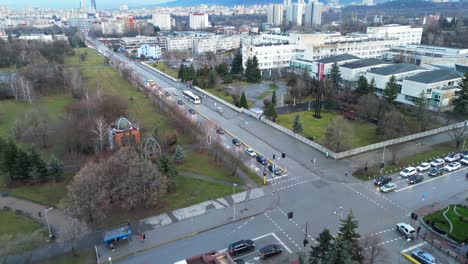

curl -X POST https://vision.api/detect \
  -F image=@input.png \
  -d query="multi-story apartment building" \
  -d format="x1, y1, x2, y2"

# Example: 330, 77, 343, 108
167, 36, 193, 51
120, 36, 166, 54
189, 13, 209, 30
193, 38, 217, 54
101, 19, 125, 35
267, 4, 283, 26
216, 35, 242, 52
242, 42, 296, 74
304, 1, 323, 27
151, 13, 171, 31
137, 45, 162, 59
67, 15, 91, 31
366, 24, 423, 45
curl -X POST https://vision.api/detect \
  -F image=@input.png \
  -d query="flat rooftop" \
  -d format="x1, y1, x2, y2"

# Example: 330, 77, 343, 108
405, 69, 462, 84
368, 63, 425, 76
316, 54, 360, 64
340, 58, 388, 69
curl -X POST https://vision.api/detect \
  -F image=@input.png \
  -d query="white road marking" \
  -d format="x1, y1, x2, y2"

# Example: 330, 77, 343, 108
395, 168, 466, 192
401, 241, 428, 253
345, 184, 385, 209
270, 232, 293, 254
220, 232, 289, 253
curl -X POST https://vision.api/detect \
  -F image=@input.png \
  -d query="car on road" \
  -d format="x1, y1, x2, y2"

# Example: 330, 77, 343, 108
245, 148, 257, 157
216, 128, 225, 134
461, 150, 468, 158
460, 157, 468, 165
429, 158, 445, 167
444, 153, 461, 162
396, 223, 416, 238
228, 240, 255, 256
374, 176, 392, 186
380, 183, 397, 193
256, 155, 267, 165
177, 100, 184, 105
416, 162, 431, 171
268, 164, 282, 175
428, 167, 445, 177
407, 174, 424, 184
444, 162, 461, 172
259, 244, 282, 259
400, 167, 417, 178
188, 108, 196, 115
411, 249, 438, 264
232, 138, 241, 146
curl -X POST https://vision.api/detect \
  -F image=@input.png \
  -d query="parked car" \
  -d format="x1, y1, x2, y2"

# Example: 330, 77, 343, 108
411, 249, 438, 264
444, 162, 461, 172
374, 176, 392, 186
460, 157, 468, 166
268, 164, 282, 175
232, 138, 241, 146
216, 128, 225, 134
460, 150, 468, 158
188, 108, 196, 115
234, 260, 245, 264
259, 244, 282, 259
407, 174, 424, 184
396, 223, 416, 238
177, 100, 184, 105
173, 91, 178, 96
245, 148, 257, 157
428, 167, 445, 177
228, 240, 255, 256
256, 155, 267, 165
429, 158, 445, 167
416, 162, 431, 172
165, 91, 170, 96
400, 167, 417, 178
445, 153, 461, 162
380, 183, 397, 193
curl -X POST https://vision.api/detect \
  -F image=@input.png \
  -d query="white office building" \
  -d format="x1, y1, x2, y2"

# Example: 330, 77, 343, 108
305, 1, 323, 27
120, 36, 164, 54
216, 35, 242, 52
167, 36, 193, 51
366, 24, 423, 46
267, 4, 284, 26
286, 3, 303, 26
189, 13, 209, 30
137, 45, 162, 59
151, 13, 171, 31
193, 38, 217, 54
242, 42, 296, 74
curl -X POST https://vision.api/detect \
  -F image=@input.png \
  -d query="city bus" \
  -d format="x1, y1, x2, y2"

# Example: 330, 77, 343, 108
182, 90, 201, 104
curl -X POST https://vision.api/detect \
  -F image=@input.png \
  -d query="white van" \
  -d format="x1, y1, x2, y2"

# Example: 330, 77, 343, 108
396, 223, 416, 238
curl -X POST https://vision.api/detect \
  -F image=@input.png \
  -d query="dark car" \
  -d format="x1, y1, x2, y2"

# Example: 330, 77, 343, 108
228, 240, 255, 256
177, 100, 184, 105
188, 108, 196, 115
268, 164, 282, 175
256, 155, 267, 165
461, 150, 468, 158
428, 167, 445, 177
165, 91, 170, 96
259, 244, 282, 259
234, 260, 245, 264
232, 138, 241, 146
216, 128, 225, 134
407, 174, 424, 184
373, 176, 392, 186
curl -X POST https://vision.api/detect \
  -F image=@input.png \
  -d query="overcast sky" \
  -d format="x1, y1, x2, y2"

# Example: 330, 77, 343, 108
1, 0, 171, 9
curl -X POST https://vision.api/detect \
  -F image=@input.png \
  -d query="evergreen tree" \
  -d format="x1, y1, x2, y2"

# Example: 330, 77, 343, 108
288, 72, 298, 87
453, 72, 468, 114
330, 62, 342, 90
251, 56, 262, 83
323, 238, 353, 264
323, 78, 336, 110
356, 76, 369, 95
292, 115, 304, 134
207, 69, 218, 88
48, 155, 64, 182
245, 58, 252, 82
0, 137, 6, 172
159, 154, 178, 191
215, 63, 228, 76
338, 210, 364, 263
3, 141, 18, 180
309, 229, 334, 264
239, 91, 249, 109
383, 75, 399, 104
188, 64, 196, 81
264, 103, 277, 121
231, 52, 243, 75
178, 64, 186, 81
173, 145, 186, 163
28, 149, 48, 182
368, 77, 377, 94
271, 90, 277, 106
224, 73, 233, 84
415, 90, 429, 132
13, 150, 32, 182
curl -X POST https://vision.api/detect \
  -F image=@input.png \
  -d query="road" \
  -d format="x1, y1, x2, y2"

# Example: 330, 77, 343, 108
89, 39, 467, 264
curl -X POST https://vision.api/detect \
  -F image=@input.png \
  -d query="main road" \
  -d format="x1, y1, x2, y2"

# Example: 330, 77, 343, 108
88, 38, 468, 264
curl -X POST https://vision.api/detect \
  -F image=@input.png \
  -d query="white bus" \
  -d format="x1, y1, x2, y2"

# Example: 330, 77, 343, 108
182, 90, 201, 104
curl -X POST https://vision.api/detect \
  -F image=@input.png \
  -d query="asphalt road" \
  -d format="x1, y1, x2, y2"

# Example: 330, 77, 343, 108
89, 39, 467, 264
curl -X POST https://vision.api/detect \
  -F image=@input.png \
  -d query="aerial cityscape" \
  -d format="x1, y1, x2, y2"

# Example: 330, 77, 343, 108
0, 0, 467, 263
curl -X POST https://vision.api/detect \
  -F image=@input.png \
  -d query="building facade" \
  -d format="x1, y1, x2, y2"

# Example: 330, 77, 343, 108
189, 13, 209, 30
137, 44, 162, 59
120, 36, 165, 54
151, 13, 171, 31
304, 1, 323, 27
267, 4, 283, 26
242, 42, 295, 73
366, 24, 423, 45
193, 38, 216, 54
167, 36, 193, 51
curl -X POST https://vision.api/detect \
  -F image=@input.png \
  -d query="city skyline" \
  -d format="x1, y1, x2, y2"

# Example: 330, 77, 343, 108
0, 0, 171, 9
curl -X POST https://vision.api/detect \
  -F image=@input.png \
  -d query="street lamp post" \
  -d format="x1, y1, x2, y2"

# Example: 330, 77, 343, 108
399, 238, 412, 264
44, 207, 54, 239
233, 183, 237, 221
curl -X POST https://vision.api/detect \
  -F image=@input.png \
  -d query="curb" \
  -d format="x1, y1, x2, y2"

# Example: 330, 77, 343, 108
99, 210, 268, 264
401, 253, 420, 264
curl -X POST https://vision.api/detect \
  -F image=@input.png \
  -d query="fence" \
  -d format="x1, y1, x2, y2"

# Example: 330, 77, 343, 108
275, 102, 315, 115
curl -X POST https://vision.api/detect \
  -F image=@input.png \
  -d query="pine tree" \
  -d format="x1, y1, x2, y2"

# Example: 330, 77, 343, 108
29, 149, 48, 182
159, 154, 178, 191
173, 145, 186, 163
207, 69, 218, 88
383, 75, 399, 104
271, 90, 277, 106
323, 238, 353, 264
356, 76, 369, 95
245, 58, 252, 82
330, 62, 342, 90
48, 155, 64, 182
415, 90, 429, 132
368, 77, 377, 94
251, 56, 262, 83
188, 64, 196, 81
0, 137, 7, 172
338, 210, 364, 263
13, 150, 32, 182
3, 141, 18, 180
309, 229, 334, 264
323, 78, 336, 110
264, 103, 277, 121
239, 91, 249, 109
453, 72, 468, 114
292, 115, 304, 134
178, 64, 185, 80
231, 52, 243, 75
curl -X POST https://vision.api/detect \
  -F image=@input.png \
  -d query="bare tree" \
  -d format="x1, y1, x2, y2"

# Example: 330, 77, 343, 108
9, 74, 18, 101
68, 67, 83, 99
12, 109, 51, 148
377, 109, 409, 140
358, 94, 380, 119
449, 124, 467, 149
91, 117, 108, 152
361, 235, 389, 264
16, 75, 34, 103
324, 116, 353, 152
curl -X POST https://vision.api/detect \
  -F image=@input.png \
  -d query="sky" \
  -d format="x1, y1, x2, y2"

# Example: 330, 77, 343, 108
1, 0, 171, 9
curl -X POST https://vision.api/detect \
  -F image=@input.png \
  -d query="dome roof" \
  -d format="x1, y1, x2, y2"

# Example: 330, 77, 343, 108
114, 117, 132, 131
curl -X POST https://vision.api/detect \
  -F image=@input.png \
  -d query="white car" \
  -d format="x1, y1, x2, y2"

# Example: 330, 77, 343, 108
380, 183, 397, 193
400, 167, 417, 178
444, 153, 461, 162
461, 157, 468, 166
429, 158, 445, 167
396, 223, 416, 238
444, 162, 461, 172
416, 162, 431, 172
245, 148, 257, 157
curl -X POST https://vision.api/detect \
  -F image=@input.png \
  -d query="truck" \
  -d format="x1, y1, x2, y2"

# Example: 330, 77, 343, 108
174, 250, 234, 264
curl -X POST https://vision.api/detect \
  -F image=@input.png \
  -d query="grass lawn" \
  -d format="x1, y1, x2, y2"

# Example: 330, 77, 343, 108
423, 205, 468, 243
38, 249, 96, 264
151, 62, 178, 79
256, 83, 279, 100
65, 48, 108, 67
239, 163, 265, 186
277, 110, 379, 148
229, 81, 249, 87
206, 88, 234, 104
0, 210, 48, 256
177, 150, 243, 185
